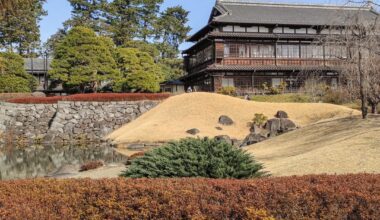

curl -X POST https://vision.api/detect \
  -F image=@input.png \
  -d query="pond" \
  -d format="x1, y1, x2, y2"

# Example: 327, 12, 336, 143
0, 143, 128, 180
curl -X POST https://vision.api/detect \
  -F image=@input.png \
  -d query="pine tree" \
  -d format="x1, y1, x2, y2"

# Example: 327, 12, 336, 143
49, 26, 119, 93
0, 0, 46, 55
122, 138, 267, 179
114, 47, 163, 92
0, 52, 37, 92
155, 6, 191, 58
65, 0, 108, 33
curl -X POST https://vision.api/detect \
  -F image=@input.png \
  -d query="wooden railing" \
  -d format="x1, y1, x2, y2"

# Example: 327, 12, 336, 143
220, 58, 342, 67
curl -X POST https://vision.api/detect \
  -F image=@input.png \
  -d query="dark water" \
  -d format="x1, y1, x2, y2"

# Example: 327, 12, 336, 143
0, 143, 127, 180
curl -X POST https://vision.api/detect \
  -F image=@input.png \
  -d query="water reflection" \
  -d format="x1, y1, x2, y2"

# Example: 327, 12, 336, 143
0, 143, 127, 180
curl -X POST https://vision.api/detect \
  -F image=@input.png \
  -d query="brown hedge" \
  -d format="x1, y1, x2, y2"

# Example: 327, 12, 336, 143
0, 174, 379, 220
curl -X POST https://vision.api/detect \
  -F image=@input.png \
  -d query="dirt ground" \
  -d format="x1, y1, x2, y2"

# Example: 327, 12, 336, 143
246, 115, 380, 176
108, 92, 360, 145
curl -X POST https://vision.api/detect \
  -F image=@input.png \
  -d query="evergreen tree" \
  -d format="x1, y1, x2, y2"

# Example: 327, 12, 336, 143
136, 0, 163, 41
0, 0, 46, 55
107, 0, 140, 46
65, 0, 108, 34
49, 26, 119, 93
159, 58, 184, 81
0, 52, 37, 92
122, 138, 267, 179
114, 47, 163, 92
155, 6, 191, 58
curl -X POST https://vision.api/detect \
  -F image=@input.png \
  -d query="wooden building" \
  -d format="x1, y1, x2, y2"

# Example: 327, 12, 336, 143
182, 0, 377, 94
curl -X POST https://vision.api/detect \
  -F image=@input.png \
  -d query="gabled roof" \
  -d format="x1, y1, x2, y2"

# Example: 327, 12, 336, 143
187, 0, 378, 42
212, 0, 377, 26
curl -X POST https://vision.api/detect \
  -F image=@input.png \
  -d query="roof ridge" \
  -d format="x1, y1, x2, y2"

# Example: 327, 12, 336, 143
216, 0, 372, 10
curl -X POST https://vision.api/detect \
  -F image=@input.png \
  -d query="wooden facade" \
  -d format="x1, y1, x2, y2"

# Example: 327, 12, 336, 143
181, 1, 376, 95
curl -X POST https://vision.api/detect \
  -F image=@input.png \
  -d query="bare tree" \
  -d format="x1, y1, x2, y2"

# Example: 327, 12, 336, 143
323, 1, 379, 118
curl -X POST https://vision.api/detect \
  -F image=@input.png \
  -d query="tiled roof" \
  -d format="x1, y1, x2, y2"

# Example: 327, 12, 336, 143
214, 1, 377, 26
24, 58, 52, 71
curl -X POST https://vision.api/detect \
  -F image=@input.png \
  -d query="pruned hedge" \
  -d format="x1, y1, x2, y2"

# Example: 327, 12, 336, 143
0, 174, 379, 219
7, 93, 170, 104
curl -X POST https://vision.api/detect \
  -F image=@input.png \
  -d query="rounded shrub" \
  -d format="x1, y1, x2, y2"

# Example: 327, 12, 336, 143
121, 138, 267, 179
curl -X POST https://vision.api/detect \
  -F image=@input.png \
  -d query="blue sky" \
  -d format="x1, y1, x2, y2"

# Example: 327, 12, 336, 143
39, 0, 346, 50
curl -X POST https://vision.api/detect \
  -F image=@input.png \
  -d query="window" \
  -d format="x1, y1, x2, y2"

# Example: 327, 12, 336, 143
273, 27, 283, 34
234, 26, 246, 32
320, 29, 330, 35
283, 27, 295, 34
307, 28, 317, 34
276, 44, 300, 58
301, 45, 323, 58
222, 78, 234, 87
331, 78, 338, 89
296, 28, 307, 34
261, 45, 275, 57
223, 25, 233, 32
239, 45, 248, 57
247, 26, 259, 32
224, 44, 230, 57
250, 45, 260, 57
272, 78, 283, 88
330, 29, 341, 35
259, 26, 269, 33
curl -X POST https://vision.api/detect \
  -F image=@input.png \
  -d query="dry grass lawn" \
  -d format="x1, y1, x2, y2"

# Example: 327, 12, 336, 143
247, 115, 380, 176
108, 92, 359, 145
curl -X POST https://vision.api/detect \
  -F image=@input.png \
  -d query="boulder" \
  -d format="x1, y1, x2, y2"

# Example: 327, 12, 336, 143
218, 115, 234, 125
214, 135, 232, 145
279, 118, 297, 133
31, 92, 46, 97
186, 128, 200, 135
264, 118, 281, 137
240, 133, 267, 147
275, 110, 289, 119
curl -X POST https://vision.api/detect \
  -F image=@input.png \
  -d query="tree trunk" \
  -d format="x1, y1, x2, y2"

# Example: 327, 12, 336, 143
371, 103, 378, 114
358, 50, 368, 119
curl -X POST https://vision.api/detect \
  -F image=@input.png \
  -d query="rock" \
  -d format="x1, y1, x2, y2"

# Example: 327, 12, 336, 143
264, 118, 281, 137
31, 92, 46, 97
215, 126, 223, 130
186, 128, 200, 135
214, 135, 232, 145
240, 133, 268, 147
218, 115, 234, 126
231, 139, 243, 147
279, 118, 297, 133
275, 110, 289, 119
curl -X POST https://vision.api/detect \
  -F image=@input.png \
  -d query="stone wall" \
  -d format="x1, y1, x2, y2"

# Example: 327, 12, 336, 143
0, 100, 159, 143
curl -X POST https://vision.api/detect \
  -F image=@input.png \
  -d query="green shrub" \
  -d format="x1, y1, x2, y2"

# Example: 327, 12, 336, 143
122, 138, 266, 179
251, 113, 268, 127
217, 86, 237, 96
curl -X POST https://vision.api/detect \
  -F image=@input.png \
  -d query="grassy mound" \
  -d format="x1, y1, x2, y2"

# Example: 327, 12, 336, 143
108, 92, 359, 144
0, 174, 379, 219
247, 115, 380, 176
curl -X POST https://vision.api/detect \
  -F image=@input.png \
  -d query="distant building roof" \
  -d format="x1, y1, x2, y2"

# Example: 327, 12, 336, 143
212, 0, 377, 26
24, 58, 52, 72
160, 80, 184, 86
